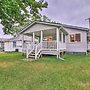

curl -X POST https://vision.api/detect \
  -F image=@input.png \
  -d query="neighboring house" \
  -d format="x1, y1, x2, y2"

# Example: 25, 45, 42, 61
18, 21, 89, 59
4, 35, 32, 52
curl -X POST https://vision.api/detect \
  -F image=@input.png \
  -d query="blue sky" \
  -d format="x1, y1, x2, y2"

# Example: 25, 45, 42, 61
0, 0, 90, 36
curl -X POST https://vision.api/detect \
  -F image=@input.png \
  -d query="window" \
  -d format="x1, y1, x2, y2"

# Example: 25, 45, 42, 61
70, 34, 81, 42
59, 32, 61, 42
87, 36, 90, 43
13, 41, 16, 47
75, 34, 81, 42
70, 34, 74, 42
63, 34, 66, 43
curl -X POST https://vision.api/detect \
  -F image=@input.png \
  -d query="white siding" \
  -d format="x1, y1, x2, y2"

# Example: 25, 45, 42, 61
65, 28, 87, 53
16, 41, 22, 52
88, 43, 90, 51
4, 41, 16, 52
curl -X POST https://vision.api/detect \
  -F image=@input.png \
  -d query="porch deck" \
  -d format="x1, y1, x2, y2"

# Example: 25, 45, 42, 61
24, 41, 66, 59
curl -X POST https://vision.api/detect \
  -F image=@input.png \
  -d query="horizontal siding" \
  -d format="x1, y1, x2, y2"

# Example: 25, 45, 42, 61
88, 43, 90, 51
65, 28, 87, 52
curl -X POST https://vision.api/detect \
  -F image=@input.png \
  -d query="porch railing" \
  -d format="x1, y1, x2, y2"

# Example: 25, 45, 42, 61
25, 41, 66, 59
42, 41, 57, 50
35, 42, 42, 59
26, 42, 34, 58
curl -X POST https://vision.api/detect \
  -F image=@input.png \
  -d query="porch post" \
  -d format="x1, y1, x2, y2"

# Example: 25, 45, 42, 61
33, 32, 35, 49
22, 34, 24, 54
40, 31, 43, 42
40, 30, 43, 48
61, 32, 63, 43
56, 28, 59, 58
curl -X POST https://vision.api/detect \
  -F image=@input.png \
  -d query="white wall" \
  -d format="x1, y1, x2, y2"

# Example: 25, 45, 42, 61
4, 41, 22, 52
65, 28, 87, 53
4, 41, 16, 52
0, 43, 1, 47
88, 43, 90, 51
16, 41, 22, 52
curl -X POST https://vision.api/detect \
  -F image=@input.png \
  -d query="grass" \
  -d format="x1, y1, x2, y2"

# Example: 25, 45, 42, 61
0, 52, 90, 90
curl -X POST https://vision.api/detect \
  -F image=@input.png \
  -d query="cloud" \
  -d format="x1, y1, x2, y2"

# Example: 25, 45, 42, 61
41, 0, 90, 27
0, 0, 90, 35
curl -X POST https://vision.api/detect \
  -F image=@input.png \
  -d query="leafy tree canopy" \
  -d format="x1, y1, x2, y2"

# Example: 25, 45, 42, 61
0, 0, 48, 34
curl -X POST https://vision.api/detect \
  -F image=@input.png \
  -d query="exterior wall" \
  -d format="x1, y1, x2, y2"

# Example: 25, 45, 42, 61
4, 35, 32, 52
65, 28, 87, 53
4, 41, 23, 52
16, 41, 22, 52
87, 32, 90, 51
23, 24, 57, 34
4, 41, 16, 52
88, 43, 90, 51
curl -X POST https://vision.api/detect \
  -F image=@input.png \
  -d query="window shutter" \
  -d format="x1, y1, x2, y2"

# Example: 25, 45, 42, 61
75, 34, 81, 42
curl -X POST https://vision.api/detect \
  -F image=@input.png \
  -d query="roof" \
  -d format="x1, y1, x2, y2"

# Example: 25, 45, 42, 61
62, 24, 89, 31
4, 36, 22, 42
19, 21, 89, 35
0, 38, 9, 42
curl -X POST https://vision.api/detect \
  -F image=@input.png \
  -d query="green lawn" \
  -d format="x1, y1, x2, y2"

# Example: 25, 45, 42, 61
0, 52, 90, 90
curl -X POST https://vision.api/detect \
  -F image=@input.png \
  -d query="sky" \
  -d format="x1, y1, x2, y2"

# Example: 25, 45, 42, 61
41, 0, 90, 27
0, 0, 90, 37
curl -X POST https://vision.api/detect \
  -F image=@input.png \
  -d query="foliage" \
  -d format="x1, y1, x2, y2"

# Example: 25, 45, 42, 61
0, 0, 48, 34
0, 52, 90, 90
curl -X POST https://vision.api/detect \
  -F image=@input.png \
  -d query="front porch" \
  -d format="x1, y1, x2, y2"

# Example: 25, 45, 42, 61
22, 22, 68, 59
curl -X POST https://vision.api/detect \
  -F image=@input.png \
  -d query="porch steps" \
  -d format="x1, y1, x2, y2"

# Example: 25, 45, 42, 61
28, 50, 35, 59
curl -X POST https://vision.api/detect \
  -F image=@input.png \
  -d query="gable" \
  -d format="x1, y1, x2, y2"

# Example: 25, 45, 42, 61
23, 23, 57, 34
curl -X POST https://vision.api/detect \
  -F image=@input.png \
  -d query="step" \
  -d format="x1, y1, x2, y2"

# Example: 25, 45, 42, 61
30, 54, 35, 56
28, 55, 35, 58
31, 52, 35, 54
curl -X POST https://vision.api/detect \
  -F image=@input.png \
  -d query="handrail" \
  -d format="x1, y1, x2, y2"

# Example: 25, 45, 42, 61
35, 42, 42, 59
26, 42, 34, 58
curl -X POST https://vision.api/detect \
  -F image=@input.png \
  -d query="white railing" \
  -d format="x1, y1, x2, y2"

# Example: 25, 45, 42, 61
42, 41, 57, 50
35, 42, 42, 59
26, 41, 67, 59
26, 42, 34, 58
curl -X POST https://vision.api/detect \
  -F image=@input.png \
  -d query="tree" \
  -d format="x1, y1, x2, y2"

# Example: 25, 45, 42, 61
0, 0, 48, 34
41, 15, 51, 22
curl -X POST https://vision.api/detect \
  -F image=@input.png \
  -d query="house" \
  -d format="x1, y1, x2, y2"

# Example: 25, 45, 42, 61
4, 35, 32, 52
18, 21, 89, 59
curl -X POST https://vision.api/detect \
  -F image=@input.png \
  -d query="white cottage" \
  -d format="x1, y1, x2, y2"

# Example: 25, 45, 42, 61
19, 21, 89, 59
4, 35, 32, 52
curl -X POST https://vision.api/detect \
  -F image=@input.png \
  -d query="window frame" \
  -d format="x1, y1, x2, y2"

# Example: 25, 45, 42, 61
70, 33, 81, 42
13, 41, 16, 48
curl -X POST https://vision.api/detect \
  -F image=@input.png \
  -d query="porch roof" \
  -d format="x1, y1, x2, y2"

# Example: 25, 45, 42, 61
19, 21, 68, 35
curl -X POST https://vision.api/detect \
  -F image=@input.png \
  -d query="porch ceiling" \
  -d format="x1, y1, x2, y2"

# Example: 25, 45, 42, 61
24, 28, 68, 38
24, 28, 56, 37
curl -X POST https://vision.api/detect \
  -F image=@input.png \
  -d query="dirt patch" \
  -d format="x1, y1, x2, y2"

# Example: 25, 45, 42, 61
82, 67, 90, 74
0, 61, 14, 68
78, 81, 90, 89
